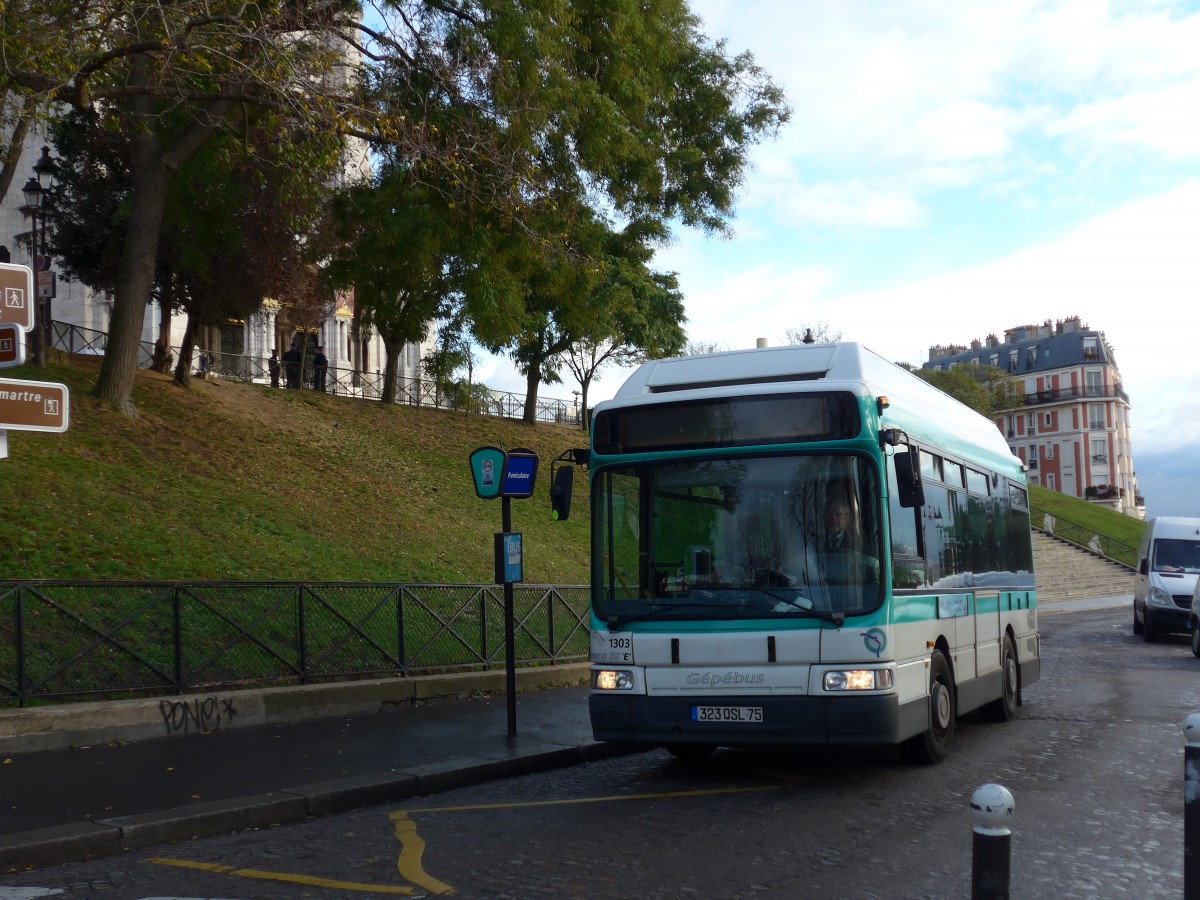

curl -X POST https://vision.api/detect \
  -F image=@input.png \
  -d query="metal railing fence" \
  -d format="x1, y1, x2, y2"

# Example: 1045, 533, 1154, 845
46, 320, 585, 427
1031, 506, 1137, 569
0, 581, 591, 707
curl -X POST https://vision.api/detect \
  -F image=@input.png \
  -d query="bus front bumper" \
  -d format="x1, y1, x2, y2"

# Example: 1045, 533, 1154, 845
590, 692, 916, 748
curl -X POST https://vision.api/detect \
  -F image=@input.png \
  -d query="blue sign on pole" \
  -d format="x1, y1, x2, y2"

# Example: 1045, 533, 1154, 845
494, 532, 524, 583
501, 449, 539, 499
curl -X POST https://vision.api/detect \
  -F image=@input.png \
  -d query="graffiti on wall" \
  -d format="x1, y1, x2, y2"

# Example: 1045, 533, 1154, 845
159, 696, 238, 734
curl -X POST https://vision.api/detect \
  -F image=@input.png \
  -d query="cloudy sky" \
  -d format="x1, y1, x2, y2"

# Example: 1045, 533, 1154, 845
477, 0, 1200, 519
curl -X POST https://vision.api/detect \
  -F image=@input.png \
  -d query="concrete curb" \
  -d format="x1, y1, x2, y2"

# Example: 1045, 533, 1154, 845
0, 663, 591, 754
0, 739, 639, 871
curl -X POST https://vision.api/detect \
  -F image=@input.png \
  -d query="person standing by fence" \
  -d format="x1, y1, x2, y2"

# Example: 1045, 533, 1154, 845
268, 348, 280, 388
314, 345, 328, 392
283, 344, 301, 389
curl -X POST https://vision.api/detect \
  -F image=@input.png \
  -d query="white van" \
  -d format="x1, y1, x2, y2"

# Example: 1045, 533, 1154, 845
1134, 517, 1200, 642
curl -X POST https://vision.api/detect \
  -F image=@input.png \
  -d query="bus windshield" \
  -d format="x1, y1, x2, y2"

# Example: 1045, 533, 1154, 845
593, 454, 882, 624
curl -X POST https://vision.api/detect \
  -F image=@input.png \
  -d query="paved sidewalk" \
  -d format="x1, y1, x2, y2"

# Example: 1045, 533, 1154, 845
0, 671, 636, 871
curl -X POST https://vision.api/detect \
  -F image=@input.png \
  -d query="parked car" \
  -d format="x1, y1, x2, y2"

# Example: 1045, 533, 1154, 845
1192, 577, 1200, 658
1135, 517, 1200, 642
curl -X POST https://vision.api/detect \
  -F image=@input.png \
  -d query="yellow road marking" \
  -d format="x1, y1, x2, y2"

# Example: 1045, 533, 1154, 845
144, 856, 419, 895
391, 813, 456, 895
390, 782, 787, 894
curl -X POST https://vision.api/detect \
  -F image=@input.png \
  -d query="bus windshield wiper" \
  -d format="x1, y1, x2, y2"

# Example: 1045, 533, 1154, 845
759, 589, 846, 626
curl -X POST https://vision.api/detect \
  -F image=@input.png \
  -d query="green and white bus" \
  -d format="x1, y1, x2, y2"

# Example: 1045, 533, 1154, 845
585, 342, 1039, 763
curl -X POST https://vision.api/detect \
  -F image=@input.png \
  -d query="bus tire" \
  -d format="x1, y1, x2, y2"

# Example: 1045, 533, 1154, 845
1133, 605, 1143, 636
981, 635, 1020, 722
900, 650, 956, 765
1191, 620, 1200, 658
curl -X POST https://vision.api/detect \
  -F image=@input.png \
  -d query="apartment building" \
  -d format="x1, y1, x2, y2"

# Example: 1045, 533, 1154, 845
923, 317, 1143, 519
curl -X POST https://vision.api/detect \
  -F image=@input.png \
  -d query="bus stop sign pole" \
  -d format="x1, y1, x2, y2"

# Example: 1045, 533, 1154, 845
470, 446, 538, 739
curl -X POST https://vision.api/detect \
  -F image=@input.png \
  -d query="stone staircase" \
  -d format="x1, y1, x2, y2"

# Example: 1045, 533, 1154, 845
1032, 530, 1136, 603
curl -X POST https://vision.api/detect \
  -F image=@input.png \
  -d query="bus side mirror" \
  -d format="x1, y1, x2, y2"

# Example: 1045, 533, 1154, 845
551, 465, 574, 520
894, 447, 925, 509
1139, 558, 1148, 576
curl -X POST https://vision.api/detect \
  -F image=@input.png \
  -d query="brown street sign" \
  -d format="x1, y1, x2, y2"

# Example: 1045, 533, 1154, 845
0, 377, 69, 433
0, 263, 35, 331
0, 323, 27, 368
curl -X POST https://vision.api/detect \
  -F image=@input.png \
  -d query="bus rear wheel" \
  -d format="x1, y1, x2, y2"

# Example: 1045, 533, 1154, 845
1191, 621, 1200, 658
981, 635, 1020, 722
900, 650, 956, 765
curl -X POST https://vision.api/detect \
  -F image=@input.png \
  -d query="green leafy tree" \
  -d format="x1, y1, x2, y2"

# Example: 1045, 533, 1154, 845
47, 108, 339, 386
3, 0, 786, 417
916, 364, 1026, 418
325, 166, 473, 403
563, 238, 687, 428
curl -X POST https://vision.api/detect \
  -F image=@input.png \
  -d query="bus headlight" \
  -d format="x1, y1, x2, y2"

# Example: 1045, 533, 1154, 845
824, 669, 893, 691
594, 669, 635, 691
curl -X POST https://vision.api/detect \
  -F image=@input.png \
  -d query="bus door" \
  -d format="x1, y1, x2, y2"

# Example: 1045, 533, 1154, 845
939, 594, 976, 679
974, 592, 1002, 679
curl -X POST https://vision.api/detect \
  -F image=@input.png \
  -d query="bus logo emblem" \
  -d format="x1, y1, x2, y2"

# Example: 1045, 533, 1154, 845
861, 628, 886, 657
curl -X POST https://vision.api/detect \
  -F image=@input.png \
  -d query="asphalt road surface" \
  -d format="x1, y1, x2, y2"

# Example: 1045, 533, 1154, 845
1, 604, 1194, 899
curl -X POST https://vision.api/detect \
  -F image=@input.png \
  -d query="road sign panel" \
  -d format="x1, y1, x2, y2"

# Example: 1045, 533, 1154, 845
0, 263, 35, 331
0, 324, 26, 368
0, 377, 69, 432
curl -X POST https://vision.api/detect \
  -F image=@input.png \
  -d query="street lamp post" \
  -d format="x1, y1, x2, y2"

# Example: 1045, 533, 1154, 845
18, 146, 57, 368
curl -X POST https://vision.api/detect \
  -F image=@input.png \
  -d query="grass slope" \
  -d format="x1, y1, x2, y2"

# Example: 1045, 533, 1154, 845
1029, 483, 1146, 554
1, 355, 592, 583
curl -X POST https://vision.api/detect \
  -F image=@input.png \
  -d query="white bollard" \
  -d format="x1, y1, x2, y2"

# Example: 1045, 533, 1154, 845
970, 783, 1014, 900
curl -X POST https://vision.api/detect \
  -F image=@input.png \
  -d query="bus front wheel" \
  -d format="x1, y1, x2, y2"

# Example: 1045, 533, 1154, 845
900, 650, 956, 765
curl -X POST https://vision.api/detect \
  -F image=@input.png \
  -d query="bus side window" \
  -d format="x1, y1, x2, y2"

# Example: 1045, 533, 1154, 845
887, 445, 925, 588
894, 445, 925, 508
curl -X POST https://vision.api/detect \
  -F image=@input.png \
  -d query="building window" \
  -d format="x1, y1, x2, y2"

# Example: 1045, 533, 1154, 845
1046, 473, 1056, 490
1089, 403, 1105, 430
1085, 370, 1103, 397
1006, 415, 1016, 438
989, 353, 999, 367
1045, 443, 1055, 460
1027, 345, 1038, 368
1083, 335, 1099, 360
1044, 412, 1053, 429
1028, 444, 1038, 468
1008, 350, 1018, 372
1026, 412, 1036, 434
1091, 438, 1107, 464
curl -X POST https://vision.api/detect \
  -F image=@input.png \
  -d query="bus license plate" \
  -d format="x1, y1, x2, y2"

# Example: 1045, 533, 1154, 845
691, 705, 763, 723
